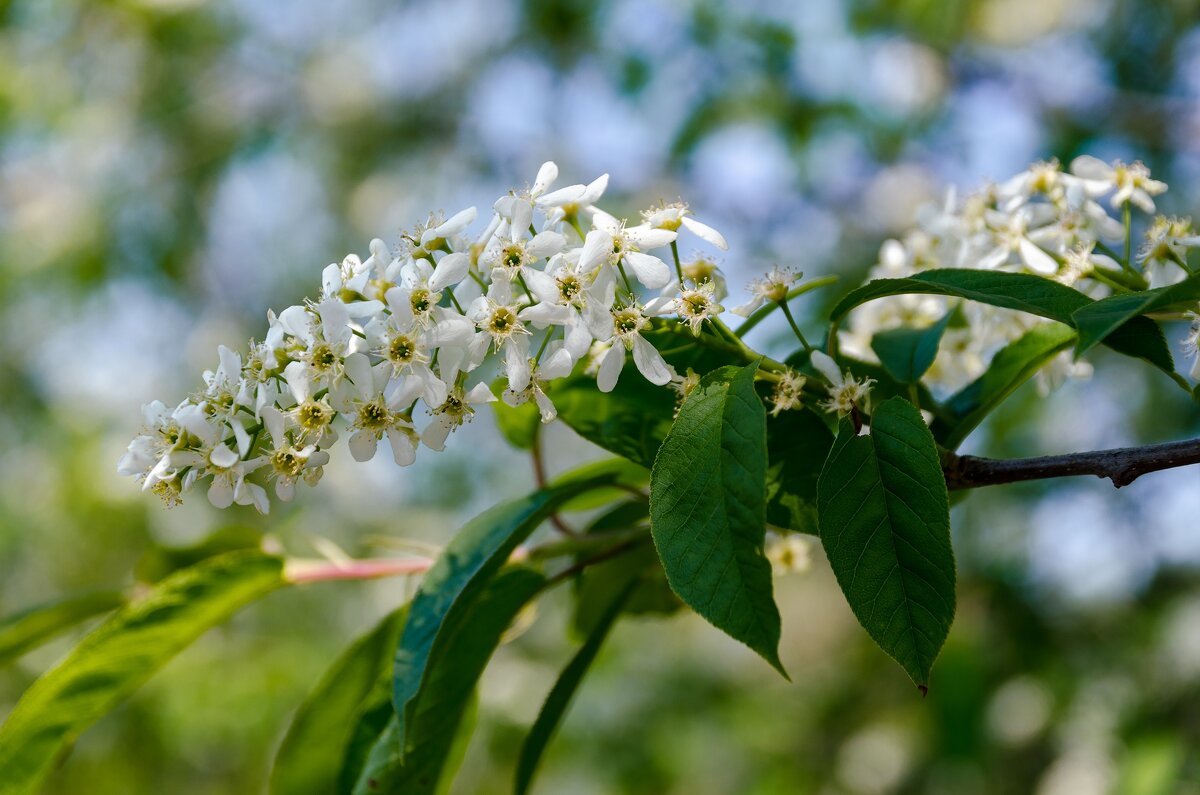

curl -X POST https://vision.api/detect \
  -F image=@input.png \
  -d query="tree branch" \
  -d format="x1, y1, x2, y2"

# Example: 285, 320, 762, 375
942, 437, 1200, 491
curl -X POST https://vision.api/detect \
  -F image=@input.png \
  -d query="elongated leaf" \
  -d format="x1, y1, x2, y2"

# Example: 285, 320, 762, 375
337, 691, 395, 795
830, 268, 1174, 374
549, 457, 649, 513
0, 551, 284, 794
0, 592, 124, 666
393, 477, 614, 755
870, 312, 954, 383
516, 582, 634, 795
1072, 274, 1200, 357
650, 363, 783, 673
572, 540, 677, 637
932, 323, 1077, 449
765, 408, 835, 535
817, 399, 956, 689
360, 569, 545, 794
271, 607, 408, 795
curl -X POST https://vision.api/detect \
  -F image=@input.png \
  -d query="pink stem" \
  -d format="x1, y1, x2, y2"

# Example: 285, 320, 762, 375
284, 557, 435, 584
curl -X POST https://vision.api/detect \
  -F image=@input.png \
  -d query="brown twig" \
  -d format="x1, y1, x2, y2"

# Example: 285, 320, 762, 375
531, 424, 580, 538
941, 437, 1200, 491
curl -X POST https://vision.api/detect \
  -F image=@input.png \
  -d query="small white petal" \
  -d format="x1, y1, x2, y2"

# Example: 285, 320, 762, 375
533, 162, 558, 196
680, 216, 728, 250
632, 336, 673, 386
387, 428, 417, 466
597, 344, 625, 393
209, 444, 239, 469
810, 350, 843, 386
348, 430, 379, 462
624, 252, 672, 290
429, 252, 471, 291
207, 478, 234, 509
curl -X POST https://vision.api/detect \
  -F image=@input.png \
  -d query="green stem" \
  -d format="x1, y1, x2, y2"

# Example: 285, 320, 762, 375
670, 241, 685, 284
445, 286, 465, 314
616, 260, 635, 296
779, 301, 813, 353
734, 276, 839, 337
534, 327, 555, 364
516, 273, 537, 305
468, 269, 487, 290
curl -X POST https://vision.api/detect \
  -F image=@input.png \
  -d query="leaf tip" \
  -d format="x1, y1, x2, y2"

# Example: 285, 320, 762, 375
917, 683, 928, 698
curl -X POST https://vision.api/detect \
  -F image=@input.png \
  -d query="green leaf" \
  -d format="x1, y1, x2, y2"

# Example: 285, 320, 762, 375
0, 592, 124, 666
336, 691, 396, 795
549, 457, 649, 512
765, 408, 835, 535
0, 551, 284, 794
134, 525, 263, 583
572, 540, 678, 638
829, 268, 1174, 375
359, 569, 545, 794
650, 363, 784, 674
516, 582, 634, 795
1071, 273, 1200, 357
270, 607, 408, 795
817, 399, 956, 689
491, 378, 541, 450
932, 323, 1077, 449
870, 312, 954, 383
550, 365, 676, 468
393, 477, 615, 756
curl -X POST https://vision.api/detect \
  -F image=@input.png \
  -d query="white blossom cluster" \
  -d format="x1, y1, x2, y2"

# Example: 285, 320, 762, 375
841, 157, 1200, 394
118, 163, 732, 512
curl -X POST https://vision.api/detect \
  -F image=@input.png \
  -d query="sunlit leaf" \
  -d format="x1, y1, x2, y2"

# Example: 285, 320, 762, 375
650, 363, 784, 674
270, 607, 408, 795
358, 569, 545, 794
0, 551, 285, 795
516, 581, 634, 795
0, 592, 124, 666
817, 399, 956, 689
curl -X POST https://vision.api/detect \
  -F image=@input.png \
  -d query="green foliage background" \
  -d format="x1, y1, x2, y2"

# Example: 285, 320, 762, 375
3, 0, 1200, 792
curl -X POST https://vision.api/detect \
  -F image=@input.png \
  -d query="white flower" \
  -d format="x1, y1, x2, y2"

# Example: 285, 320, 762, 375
1138, 216, 1200, 275
641, 201, 728, 250
502, 345, 574, 423
768, 370, 807, 417
422, 382, 497, 451
537, 171, 609, 233
594, 304, 673, 392
330, 353, 418, 465
731, 266, 801, 317
468, 278, 532, 392
1184, 310, 1200, 381
578, 209, 676, 289
1070, 155, 1167, 213
810, 351, 874, 416
645, 280, 722, 334
766, 533, 811, 575
260, 405, 329, 500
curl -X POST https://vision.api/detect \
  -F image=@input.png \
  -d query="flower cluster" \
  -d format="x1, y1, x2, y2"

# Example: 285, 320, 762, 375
840, 156, 1198, 394
118, 163, 733, 512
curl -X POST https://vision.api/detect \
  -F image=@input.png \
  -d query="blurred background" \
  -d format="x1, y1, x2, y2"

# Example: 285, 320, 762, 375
4, 0, 1200, 792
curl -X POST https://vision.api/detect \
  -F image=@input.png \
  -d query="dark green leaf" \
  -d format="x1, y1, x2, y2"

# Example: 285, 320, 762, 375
830, 270, 1091, 324
829, 268, 1174, 375
271, 607, 408, 795
361, 569, 545, 794
932, 323, 1077, 449
516, 582, 634, 795
817, 399, 956, 689
0, 551, 285, 794
870, 312, 954, 383
0, 592, 125, 666
650, 363, 784, 674
765, 408, 835, 535
1071, 274, 1200, 357
337, 691, 395, 795
549, 457, 649, 512
551, 364, 676, 468
572, 541, 678, 637
393, 477, 615, 756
